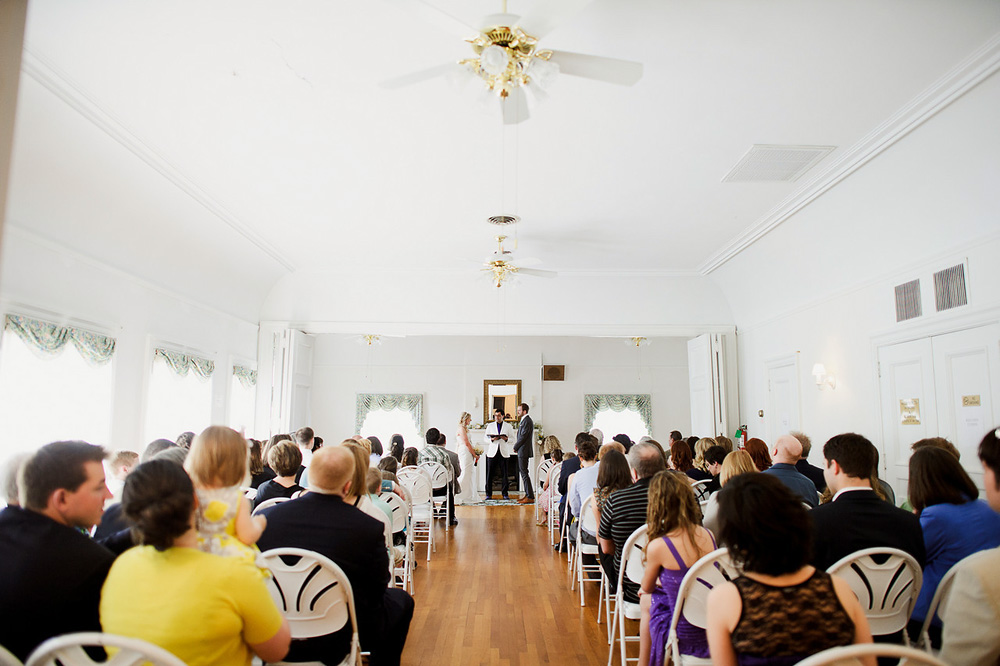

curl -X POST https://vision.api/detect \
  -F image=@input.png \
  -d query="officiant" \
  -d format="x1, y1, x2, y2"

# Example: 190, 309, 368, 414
484, 408, 515, 500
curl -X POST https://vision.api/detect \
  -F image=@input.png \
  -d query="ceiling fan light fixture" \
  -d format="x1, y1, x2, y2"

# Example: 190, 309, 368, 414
481, 45, 510, 76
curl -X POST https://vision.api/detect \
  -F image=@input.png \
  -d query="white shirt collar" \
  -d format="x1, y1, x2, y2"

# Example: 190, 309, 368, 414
832, 486, 872, 501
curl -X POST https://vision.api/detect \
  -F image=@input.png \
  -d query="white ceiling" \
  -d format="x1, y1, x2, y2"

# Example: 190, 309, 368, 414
6, 0, 1000, 326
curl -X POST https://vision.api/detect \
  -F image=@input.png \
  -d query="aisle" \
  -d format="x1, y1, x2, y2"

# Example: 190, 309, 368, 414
401, 504, 612, 665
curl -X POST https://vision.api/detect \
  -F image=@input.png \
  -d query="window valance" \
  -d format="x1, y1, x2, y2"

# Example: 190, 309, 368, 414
233, 365, 257, 388
154, 348, 215, 378
584, 394, 652, 433
355, 393, 423, 436
4, 313, 116, 365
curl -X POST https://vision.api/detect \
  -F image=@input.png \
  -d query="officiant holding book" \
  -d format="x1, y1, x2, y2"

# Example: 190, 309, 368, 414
484, 409, 515, 500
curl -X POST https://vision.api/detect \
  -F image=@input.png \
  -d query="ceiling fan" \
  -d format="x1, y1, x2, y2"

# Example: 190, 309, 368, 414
380, 0, 644, 124
483, 235, 557, 288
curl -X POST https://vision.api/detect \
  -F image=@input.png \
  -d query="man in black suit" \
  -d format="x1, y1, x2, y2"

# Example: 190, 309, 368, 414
791, 430, 827, 493
258, 446, 414, 666
514, 403, 535, 504
811, 433, 925, 571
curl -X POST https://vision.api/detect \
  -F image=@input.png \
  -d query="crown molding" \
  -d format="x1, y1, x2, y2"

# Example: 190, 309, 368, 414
258, 319, 736, 337
19, 49, 295, 272
698, 32, 1000, 275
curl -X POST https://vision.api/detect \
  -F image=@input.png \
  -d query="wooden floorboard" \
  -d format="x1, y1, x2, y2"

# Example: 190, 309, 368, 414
401, 504, 625, 665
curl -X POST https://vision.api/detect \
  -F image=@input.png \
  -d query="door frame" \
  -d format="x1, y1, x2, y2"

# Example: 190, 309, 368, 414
764, 352, 801, 444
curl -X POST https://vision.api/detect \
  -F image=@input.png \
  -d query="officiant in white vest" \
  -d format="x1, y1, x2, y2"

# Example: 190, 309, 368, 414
484, 408, 515, 500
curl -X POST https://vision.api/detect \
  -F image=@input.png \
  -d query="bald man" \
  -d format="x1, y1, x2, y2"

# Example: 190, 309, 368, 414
258, 447, 414, 666
763, 434, 819, 507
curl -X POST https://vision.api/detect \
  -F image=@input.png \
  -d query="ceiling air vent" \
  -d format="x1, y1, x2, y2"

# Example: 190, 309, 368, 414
934, 263, 968, 312
895, 279, 922, 322
722, 145, 835, 183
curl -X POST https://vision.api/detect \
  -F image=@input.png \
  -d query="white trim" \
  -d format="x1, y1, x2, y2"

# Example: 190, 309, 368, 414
699, 33, 1000, 274
0, 301, 121, 338
19, 49, 295, 272
258, 320, 737, 337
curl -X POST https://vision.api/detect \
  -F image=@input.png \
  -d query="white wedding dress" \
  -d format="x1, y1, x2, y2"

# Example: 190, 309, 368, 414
454, 427, 479, 504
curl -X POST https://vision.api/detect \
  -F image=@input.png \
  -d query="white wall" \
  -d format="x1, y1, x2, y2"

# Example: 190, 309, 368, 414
307, 335, 694, 447
712, 69, 1000, 467
0, 227, 259, 452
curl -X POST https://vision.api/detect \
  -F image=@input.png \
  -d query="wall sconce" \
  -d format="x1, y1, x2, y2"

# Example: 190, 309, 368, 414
812, 363, 837, 390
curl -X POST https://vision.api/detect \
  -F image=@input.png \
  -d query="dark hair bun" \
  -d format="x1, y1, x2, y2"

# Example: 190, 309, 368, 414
122, 460, 195, 551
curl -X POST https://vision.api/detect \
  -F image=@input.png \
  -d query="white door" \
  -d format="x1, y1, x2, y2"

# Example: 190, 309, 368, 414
688, 334, 715, 438
269, 329, 314, 434
931, 324, 1000, 486
878, 338, 937, 496
765, 354, 800, 443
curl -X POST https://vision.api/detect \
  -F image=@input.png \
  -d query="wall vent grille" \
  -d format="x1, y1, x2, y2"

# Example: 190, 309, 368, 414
934, 264, 968, 312
722, 145, 835, 182
895, 279, 922, 322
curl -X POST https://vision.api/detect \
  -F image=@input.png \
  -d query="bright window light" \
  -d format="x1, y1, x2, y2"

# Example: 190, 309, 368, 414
591, 408, 649, 445
0, 329, 113, 460
229, 373, 257, 437
359, 408, 422, 451
144, 354, 212, 444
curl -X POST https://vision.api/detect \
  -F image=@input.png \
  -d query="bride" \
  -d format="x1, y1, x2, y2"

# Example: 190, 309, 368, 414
454, 411, 480, 504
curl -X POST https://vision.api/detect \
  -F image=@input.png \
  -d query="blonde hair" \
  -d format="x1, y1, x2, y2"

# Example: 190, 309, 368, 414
340, 441, 370, 500
356, 438, 372, 456
645, 470, 706, 562
543, 435, 562, 454
693, 437, 717, 471
599, 442, 625, 460
185, 426, 249, 488
459, 411, 472, 426
720, 450, 757, 486
715, 435, 734, 454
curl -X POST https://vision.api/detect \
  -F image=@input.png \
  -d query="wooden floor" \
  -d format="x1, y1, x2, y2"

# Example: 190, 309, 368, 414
400, 503, 617, 666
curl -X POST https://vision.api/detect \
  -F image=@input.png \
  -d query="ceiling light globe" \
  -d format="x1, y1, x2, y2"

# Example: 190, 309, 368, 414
481, 45, 510, 76
527, 58, 559, 90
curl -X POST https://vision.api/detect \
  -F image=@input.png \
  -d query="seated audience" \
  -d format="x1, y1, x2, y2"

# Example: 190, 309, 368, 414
670, 439, 694, 475
590, 449, 631, 533
702, 450, 757, 536
101, 459, 290, 666
141, 438, 176, 463
940, 427, 1000, 666
1, 451, 30, 506
419, 428, 460, 526
567, 436, 601, 544
706, 474, 874, 666
340, 441, 393, 552
378, 455, 400, 484
401, 446, 419, 468
612, 433, 634, 454
790, 431, 826, 493
542, 434, 562, 461
557, 433, 589, 545
687, 437, 717, 482
668, 430, 683, 450
810, 433, 924, 572
293, 426, 317, 483
535, 449, 565, 525
253, 440, 304, 509
598, 441, 666, 602
590, 428, 605, 445
106, 449, 139, 502
248, 439, 275, 489
0, 441, 115, 661
258, 445, 414, 666
389, 434, 405, 462
368, 435, 384, 465
699, 445, 726, 494
744, 438, 772, 471
600, 441, 626, 459
639, 471, 716, 666
175, 431, 196, 450
714, 435, 734, 455
763, 435, 818, 507
907, 445, 1000, 644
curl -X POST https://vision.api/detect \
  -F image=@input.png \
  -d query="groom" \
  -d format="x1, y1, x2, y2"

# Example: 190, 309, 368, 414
484, 409, 514, 500
514, 403, 535, 504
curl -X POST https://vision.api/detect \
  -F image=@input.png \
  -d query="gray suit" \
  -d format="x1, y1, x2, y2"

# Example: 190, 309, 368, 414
514, 415, 534, 499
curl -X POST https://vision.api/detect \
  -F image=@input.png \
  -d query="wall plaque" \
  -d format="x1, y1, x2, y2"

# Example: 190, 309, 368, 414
962, 395, 981, 407
900, 398, 921, 425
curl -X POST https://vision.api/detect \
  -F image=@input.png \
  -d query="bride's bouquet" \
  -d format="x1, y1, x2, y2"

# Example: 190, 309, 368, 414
473, 445, 484, 465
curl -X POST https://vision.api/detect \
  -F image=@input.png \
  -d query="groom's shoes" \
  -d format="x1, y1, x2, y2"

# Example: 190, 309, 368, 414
517, 496, 534, 504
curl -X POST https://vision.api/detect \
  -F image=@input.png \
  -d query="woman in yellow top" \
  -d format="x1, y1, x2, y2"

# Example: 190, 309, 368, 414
100, 459, 291, 666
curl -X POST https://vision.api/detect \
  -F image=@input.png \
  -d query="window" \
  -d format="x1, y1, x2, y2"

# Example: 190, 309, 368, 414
356, 394, 423, 450
0, 315, 115, 460
229, 365, 257, 436
144, 348, 214, 444
584, 394, 652, 444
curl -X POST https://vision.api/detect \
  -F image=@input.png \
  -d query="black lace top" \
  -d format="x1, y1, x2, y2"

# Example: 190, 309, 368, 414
731, 570, 855, 666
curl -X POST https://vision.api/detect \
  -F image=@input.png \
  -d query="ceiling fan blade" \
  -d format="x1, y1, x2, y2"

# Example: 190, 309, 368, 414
517, 0, 595, 39
501, 88, 529, 125
379, 63, 460, 90
548, 50, 644, 86
381, 0, 481, 39
519, 268, 557, 279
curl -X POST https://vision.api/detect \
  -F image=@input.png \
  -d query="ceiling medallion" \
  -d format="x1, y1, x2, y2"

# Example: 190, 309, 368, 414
487, 214, 521, 226
459, 24, 557, 98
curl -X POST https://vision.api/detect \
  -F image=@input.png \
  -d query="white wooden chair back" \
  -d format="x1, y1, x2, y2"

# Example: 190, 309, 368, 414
668, 547, 740, 665
379, 491, 409, 533
398, 469, 432, 505
0, 643, 21, 666
536, 459, 554, 490
419, 461, 449, 489
550, 462, 564, 499
826, 547, 923, 640
25, 633, 186, 666
252, 496, 290, 515
690, 479, 712, 504
918, 561, 960, 652
795, 643, 949, 666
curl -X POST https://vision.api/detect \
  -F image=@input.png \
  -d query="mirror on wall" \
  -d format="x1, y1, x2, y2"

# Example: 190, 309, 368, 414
483, 379, 522, 424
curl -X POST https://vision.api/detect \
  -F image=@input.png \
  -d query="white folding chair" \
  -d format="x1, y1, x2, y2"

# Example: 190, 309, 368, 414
917, 561, 960, 653
571, 494, 604, 607
0, 644, 21, 666
260, 548, 361, 666
535, 458, 555, 522
419, 461, 450, 522
667, 548, 740, 666
608, 524, 648, 666
690, 479, 712, 505
548, 462, 564, 548
795, 643, 949, 666
25, 633, 186, 666
380, 491, 413, 594
252, 496, 291, 514
826, 547, 923, 645
398, 469, 435, 560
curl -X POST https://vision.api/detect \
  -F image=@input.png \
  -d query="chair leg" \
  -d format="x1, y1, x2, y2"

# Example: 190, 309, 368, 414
607, 591, 620, 666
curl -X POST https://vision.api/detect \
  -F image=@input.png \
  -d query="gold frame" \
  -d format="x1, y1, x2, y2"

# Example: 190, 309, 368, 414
483, 379, 522, 424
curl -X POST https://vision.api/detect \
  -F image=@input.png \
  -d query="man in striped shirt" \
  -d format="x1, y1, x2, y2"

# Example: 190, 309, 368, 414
598, 441, 666, 602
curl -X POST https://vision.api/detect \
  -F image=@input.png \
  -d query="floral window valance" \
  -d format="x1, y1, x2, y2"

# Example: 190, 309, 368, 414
355, 394, 423, 436
154, 348, 215, 379
584, 394, 652, 433
233, 365, 257, 388
4, 313, 116, 366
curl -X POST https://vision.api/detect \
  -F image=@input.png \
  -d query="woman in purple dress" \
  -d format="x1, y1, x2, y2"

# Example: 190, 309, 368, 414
638, 470, 717, 666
